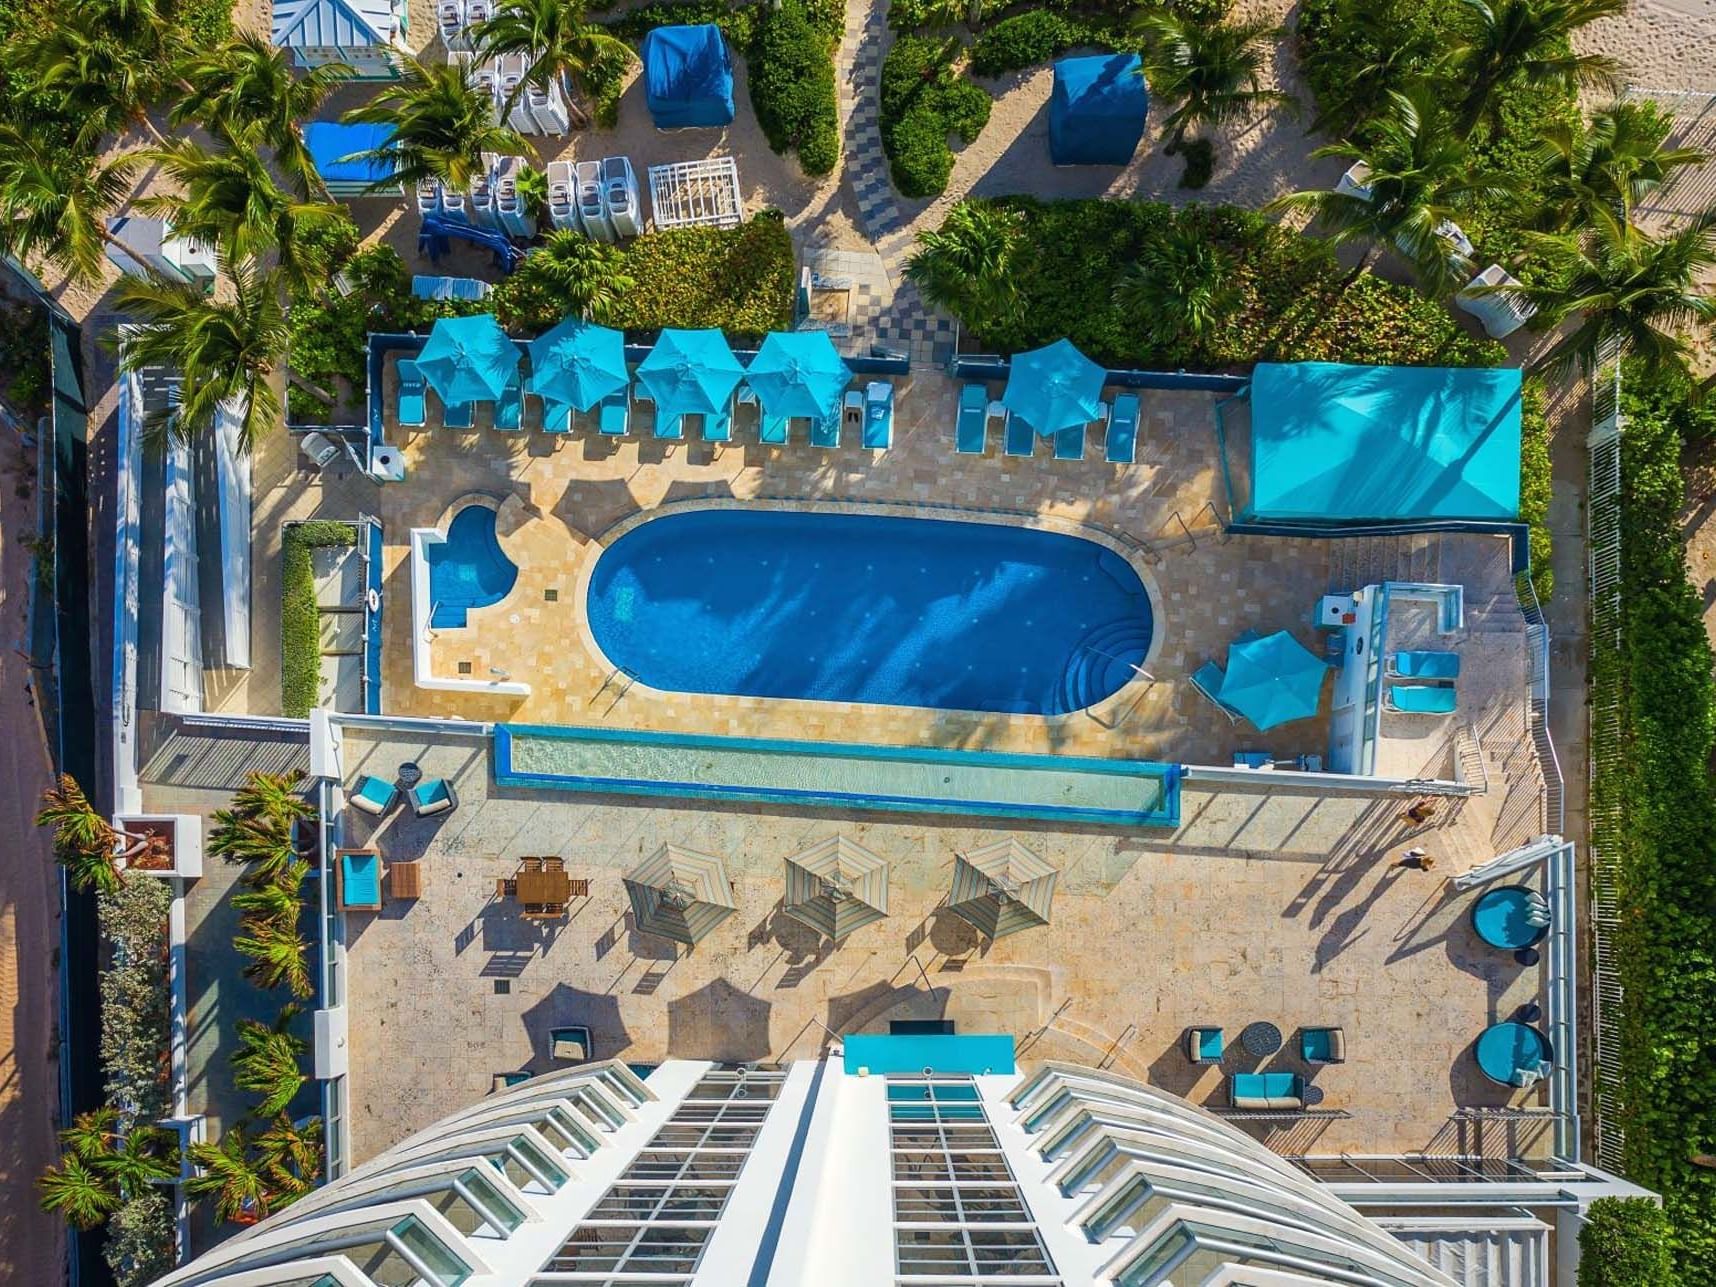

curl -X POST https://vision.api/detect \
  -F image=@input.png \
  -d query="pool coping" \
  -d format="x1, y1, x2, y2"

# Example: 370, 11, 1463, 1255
565, 497, 1166, 728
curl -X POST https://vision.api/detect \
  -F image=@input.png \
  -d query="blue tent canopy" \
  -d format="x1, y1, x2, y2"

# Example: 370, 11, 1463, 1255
304, 121, 399, 193
1049, 54, 1147, 166
643, 25, 735, 129
1243, 361, 1523, 523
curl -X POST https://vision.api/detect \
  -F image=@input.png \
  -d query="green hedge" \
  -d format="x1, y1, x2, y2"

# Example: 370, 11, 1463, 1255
1578, 1197, 1676, 1287
968, 11, 1114, 77
281, 522, 357, 719
932, 198, 1504, 369
1519, 380, 1553, 603
748, 0, 840, 175
1605, 359, 1716, 1282
880, 37, 992, 198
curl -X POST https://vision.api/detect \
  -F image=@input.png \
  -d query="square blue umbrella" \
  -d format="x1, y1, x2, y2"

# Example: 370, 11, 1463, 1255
416, 314, 519, 406
1219, 630, 1328, 730
1001, 338, 1107, 436
527, 318, 627, 413
745, 331, 853, 420
637, 328, 745, 421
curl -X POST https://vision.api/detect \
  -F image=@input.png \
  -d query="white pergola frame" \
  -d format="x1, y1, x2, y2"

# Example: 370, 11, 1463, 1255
648, 156, 744, 231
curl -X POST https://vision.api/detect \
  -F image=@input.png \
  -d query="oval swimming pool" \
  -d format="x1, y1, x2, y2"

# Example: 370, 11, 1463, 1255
586, 509, 1154, 715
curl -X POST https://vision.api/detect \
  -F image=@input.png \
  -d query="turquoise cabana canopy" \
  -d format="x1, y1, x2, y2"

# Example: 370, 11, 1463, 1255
1002, 338, 1107, 435
637, 328, 745, 420
745, 331, 852, 419
416, 314, 519, 406
1242, 362, 1523, 522
1219, 630, 1327, 731
527, 318, 626, 413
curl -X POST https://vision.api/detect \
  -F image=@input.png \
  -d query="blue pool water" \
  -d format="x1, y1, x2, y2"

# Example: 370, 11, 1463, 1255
428, 505, 517, 628
587, 510, 1154, 715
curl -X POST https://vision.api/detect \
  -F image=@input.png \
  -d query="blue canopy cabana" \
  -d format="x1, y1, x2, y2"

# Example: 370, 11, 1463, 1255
638, 328, 745, 420
1002, 339, 1107, 436
642, 25, 735, 129
416, 314, 519, 407
745, 332, 853, 420
1049, 54, 1148, 166
303, 120, 400, 195
1240, 362, 1523, 523
1219, 630, 1328, 731
527, 318, 627, 413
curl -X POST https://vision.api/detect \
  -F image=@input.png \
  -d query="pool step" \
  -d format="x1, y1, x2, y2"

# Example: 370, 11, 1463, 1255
1058, 619, 1153, 714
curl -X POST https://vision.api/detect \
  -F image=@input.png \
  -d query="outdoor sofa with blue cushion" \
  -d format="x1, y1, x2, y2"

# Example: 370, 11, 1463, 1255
494, 382, 521, 431
1387, 684, 1458, 715
956, 383, 988, 454
337, 849, 383, 911
1389, 650, 1460, 679
397, 359, 426, 427
863, 381, 894, 449
349, 774, 399, 816
1229, 1071, 1304, 1110
409, 777, 459, 817
1301, 1026, 1345, 1065
440, 394, 474, 429
1106, 393, 1139, 464
1185, 1026, 1223, 1064
598, 389, 628, 436
1190, 661, 1241, 722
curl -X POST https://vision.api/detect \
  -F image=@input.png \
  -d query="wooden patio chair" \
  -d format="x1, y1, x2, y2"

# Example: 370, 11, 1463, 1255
543, 856, 565, 872
495, 877, 517, 898
568, 878, 590, 899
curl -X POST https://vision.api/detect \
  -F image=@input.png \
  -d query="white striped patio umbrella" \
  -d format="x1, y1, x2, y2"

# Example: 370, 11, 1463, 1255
948, 840, 1058, 940
783, 835, 889, 941
625, 844, 737, 947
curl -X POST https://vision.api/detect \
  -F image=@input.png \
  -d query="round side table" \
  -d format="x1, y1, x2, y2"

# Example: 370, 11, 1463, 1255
1240, 1021, 1283, 1058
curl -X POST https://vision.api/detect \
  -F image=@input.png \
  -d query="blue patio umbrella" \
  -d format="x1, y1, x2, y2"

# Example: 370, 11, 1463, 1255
745, 331, 853, 420
527, 318, 627, 413
1001, 338, 1107, 436
416, 314, 519, 406
1219, 630, 1328, 731
637, 327, 746, 420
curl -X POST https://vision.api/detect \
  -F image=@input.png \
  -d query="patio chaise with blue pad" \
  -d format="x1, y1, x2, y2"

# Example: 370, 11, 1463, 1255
598, 389, 628, 436
349, 774, 399, 816
396, 359, 426, 427
1004, 411, 1035, 457
956, 383, 988, 454
1190, 661, 1241, 722
654, 409, 685, 440
703, 396, 733, 443
439, 394, 474, 429
810, 410, 840, 448
863, 381, 894, 449
409, 777, 458, 817
493, 382, 522, 431
539, 398, 573, 433
1106, 392, 1140, 464
1386, 684, 1458, 715
1229, 1071, 1304, 1111
759, 411, 789, 445
1388, 650, 1461, 679
1053, 421, 1085, 461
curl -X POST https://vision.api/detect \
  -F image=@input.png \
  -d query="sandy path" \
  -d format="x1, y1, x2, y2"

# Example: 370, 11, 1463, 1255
0, 430, 65, 1285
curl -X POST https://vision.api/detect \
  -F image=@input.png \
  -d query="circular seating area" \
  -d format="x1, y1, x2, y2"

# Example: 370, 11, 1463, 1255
1470, 884, 1550, 950
1475, 1021, 1553, 1087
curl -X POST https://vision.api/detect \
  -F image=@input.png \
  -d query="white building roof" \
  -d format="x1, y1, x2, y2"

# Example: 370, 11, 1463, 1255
271, 0, 396, 48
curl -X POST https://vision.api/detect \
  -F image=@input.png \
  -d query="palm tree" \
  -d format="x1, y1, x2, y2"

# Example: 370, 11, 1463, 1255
0, 129, 139, 286
169, 33, 353, 199
1483, 207, 1716, 376
38, 1154, 121, 1230
187, 1127, 272, 1225
471, 0, 635, 128
114, 256, 290, 450
101, 1125, 181, 1194
36, 774, 164, 893
1533, 102, 1707, 230
233, 1005, 308, 1117
1296, 0, 1440, 137
1445, 0, 1625, 136
231, 769, 313, 825
210, 813, 299, 885
904, 202, 1024, 337
5, 6, 169, 147
341, 58, 532, 193
235, 918, 315, 998
255, 1115, 323, 1198
232, 861, 309, 923
1267, 88, 1516, 294
1135, 9, 1294, 156
528, 230, 634, 320
1113, 229, 1240, 351
137, 139, 347, 290
59, 1108, 121, 1163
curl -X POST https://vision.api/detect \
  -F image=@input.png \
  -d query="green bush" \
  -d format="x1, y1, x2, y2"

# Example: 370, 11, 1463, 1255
969, 11, 1112, 77
611, 212, 796, 336
608, 0, 756, 46
1177, 137, 1214, 189
1578, 1198, 1676, 1287
1518, 380, 1553, 603
106, 1188, 176, 1287
167, 0, 232, 46
929, 197, 1504, 369
880, 37, 992, 198
749, 0, 840, 175
281, 522, 356, 719
98, 876, 174, 1125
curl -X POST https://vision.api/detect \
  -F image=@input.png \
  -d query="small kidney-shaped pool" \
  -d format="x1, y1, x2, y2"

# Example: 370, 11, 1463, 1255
586, 509, 1154, 716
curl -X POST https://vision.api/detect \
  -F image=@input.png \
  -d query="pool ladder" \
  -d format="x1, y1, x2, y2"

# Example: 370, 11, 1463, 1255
594, 665, 640, 712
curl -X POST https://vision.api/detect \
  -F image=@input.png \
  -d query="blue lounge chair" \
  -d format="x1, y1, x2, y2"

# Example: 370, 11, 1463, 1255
654, 409, 684, 441
1185, 1026, 1223, 1064
540, 399, 573, 433
409, 777, 458, 817
396, 359, 426, 427
1229, 1072, 1304, 1111
703, 397, 733, 443
1004, 412, 1034, 458
1054, 422, 1085, 461
440, 395, 474, 430
1107, 393, 1139, 464
863, 381, 894, 449
598, 390, 628, 436
759, 412, 789, 445
737, 385, 758, 407
550, 1025, 592, 1062
493, 382, 521, 431
1389, 650, 1461, 679
1190, 661, 1241, 722
956, 383, 987, 454
337, 850, 383, 911
349, 774, 398, 816
1387, 684, 1458, 715
1301, 1026, 1345, 1064
810, 410, 840, 449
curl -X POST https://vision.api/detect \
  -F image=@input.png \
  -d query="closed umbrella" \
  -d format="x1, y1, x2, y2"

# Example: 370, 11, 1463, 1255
1001, 338, 1106, 436
527, 317, 627, 413
1219, 630, 1328, 731
745, 331, 852, 420
637, 327, 745, 421
416, 314, 519, 406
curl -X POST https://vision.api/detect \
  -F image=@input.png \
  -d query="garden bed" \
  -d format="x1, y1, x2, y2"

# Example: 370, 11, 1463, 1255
280, 522, 358, 719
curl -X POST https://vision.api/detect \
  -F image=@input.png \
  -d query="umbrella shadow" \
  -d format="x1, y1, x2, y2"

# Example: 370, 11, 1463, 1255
826, 979, 951, 1038
520, 982, 632, 1070
666, 978, 772, 1062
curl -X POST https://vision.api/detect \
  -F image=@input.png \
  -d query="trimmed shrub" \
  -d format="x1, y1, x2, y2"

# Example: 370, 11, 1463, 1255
1177, 137, 1214, 189
1518, 380, 1553, 603
98, 876, 174, 1125
749, 0, 840, 176
1578, 1198, 1675, 1287
607, 0, 755, 45
106, 1188, 176, 1287
169, 0, 232, 45
969, 11, 1111, 77
880, 37, 992, 198
608, 212, 796, 337
281, 522, 357, 719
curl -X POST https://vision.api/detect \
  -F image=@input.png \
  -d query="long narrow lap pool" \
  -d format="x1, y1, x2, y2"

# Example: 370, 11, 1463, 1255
586, 509, 1154, 715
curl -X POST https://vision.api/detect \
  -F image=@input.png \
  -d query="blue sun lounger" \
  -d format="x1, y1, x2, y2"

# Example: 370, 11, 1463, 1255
863, 381, 894, 449
440, 395, 474, 430
494, 382, 521, 431
1190, 661, 1242, 722
1106, 393, 1139, 464
654, 409, 684, 440
1054, 422, 1085, 461
396, 359, 426, 427
956, 383, 987, 454
540, 398, 573, 433
1386, 684, 1458, 714
760, 412, 789, 445
1389, 650, 1461, 679
703, 397, 733, 443
598, 389, 628, 436
1004, 412, 1035, 457
811, 409, 841, 449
